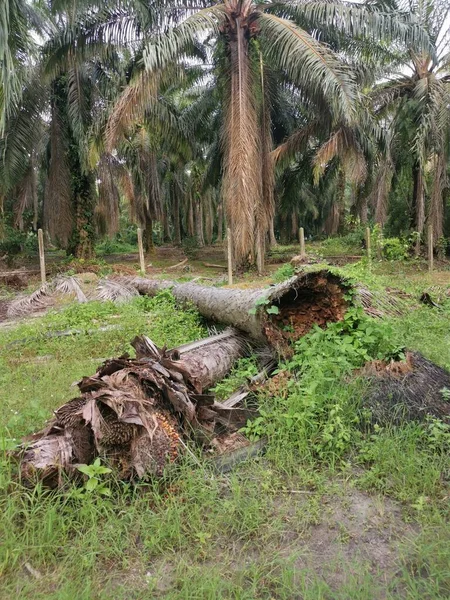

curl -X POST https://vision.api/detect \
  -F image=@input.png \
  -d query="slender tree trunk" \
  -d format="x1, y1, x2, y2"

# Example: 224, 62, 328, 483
216, 199, 223, 243
194, 195, 205, 247
205, 192, 213, 246
144, 215, 154, 254
291, 212, 299, 242
173, 186, 181, 246
188, 193, 195, 238
413, 163, 425, 255
429, 154, 446, 253
269, 217, 277, 247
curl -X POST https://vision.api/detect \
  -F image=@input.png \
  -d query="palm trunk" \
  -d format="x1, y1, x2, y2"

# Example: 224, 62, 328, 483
187, 193, 195, 238
413, 164, 425, 255
31, 153, 38, 231
125, 270, 349, 357
216, 198, 223, 243
144, 215, 154, 254
18, 329, 249, 484
269, 218, 277, 247
222, 15, 262, 271
359, 197, 368, 224
163, 210, 171, 243
291, 212, 299, 241
194, 195, 205, 247
173, 184, 181, 246
68, 157, 95, 259
205, 192, 213, 246
429, 154, 446, 253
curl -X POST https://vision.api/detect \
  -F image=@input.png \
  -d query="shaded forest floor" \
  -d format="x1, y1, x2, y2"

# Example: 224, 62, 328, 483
0, 244, 449, 599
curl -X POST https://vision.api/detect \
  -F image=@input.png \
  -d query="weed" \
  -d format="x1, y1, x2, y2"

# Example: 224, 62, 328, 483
212, 357, 259, 400
77, 458, 113, 497
272, 263, 295, 282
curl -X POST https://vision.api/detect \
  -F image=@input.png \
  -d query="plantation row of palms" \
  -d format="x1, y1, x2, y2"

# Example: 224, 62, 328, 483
0, 0, 449, 270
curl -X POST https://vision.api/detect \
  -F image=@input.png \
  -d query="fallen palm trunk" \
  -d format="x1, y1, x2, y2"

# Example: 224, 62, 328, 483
117, 270, 350, 356
17, 329, 251, 486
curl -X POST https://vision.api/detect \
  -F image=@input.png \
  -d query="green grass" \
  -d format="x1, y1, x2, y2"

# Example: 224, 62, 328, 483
0, 266, 449, 599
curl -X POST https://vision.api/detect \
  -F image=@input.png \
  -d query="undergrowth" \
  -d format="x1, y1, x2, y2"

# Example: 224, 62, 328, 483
0, 267, 449, 599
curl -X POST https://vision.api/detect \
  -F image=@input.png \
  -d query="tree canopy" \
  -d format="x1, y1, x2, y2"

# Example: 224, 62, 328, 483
0, 0, 449, 267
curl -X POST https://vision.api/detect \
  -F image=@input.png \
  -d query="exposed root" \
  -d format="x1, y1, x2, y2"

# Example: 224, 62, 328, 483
263, 271, 348, 353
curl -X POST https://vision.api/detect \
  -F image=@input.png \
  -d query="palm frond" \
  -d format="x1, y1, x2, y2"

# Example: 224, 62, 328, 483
142, 5, 226, 72
313, 127, 367, 184
276, 1, 431, 54
54, 276, 88, 303
221, 27, 262, 266
271, 122, 317, 168
96, 278, 139, 303
258, 13, 356, 121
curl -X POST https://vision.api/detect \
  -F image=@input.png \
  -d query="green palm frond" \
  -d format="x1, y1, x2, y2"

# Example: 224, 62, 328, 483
276, 1, 431, 52
258, 13, 357, 122
0, 0, 41, 133
0, 73, 48, 193
143, 5, 226, 72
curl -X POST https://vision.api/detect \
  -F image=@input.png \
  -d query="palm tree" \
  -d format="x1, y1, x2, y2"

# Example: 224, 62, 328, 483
370, 0, 450, 252
139, 0, 431, 269
0, 0, 42, 134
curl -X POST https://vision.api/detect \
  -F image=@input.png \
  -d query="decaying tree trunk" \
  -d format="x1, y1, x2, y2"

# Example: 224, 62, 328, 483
17, 329, 251, 486
121, 270, 350, 356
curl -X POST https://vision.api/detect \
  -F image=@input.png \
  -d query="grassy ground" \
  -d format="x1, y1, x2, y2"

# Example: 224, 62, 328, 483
0, 254, 449, 599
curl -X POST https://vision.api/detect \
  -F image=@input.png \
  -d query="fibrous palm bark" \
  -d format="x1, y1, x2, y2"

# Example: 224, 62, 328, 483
121, 270, 350, 357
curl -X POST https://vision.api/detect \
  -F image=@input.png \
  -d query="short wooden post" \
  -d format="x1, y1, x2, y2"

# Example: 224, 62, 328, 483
428, 225, 433, 273
137, 227, 146, 274
37, 228, 46, 284
227, 227, 233, 286
299, 227, 306, 259
365, 227, 372, 266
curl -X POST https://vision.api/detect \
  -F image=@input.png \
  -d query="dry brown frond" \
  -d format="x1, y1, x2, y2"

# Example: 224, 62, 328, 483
270, 123, 315, 167
222, 29, 262, 267
313, 127, 367, 185
367, 157, 393, 226
96, 279, 139, 303
105, 72, 159, 152
96, 154, 121, 236
6, 284, 52, 318
54, 276, 87, 303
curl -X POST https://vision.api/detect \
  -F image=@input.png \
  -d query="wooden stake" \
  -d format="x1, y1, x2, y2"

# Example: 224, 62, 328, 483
299, 227, 306, 259
137, 227, 146, 275
227, 227, 233, 285
428, 225, 433, 273
365, 227, 371, 266
37, 228, 46, 284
